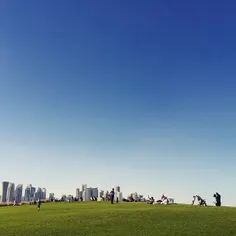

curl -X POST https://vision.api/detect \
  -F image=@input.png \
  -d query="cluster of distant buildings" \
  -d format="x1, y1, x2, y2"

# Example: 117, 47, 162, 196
0, 180, 125, 204
74, 185, 123, 201
59, 185, 123, 202
0, 181, 51, 203
129, 192, 144, 201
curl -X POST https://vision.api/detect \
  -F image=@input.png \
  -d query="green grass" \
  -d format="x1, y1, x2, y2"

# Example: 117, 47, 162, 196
0, 202, 236, 236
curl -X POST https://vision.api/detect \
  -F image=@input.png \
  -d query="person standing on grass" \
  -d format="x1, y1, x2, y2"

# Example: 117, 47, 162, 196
37, 199, 41, 211
110, 188, 115, 204
214, 192, 221, 206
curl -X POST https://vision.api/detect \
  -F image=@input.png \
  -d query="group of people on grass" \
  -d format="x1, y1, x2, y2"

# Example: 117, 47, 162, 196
146, 194, 171, 205
32, 188, 223, 211
192, 192, 221, 206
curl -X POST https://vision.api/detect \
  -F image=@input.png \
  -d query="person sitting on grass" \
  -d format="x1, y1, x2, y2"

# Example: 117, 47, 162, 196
161, 194, 169, 204
192, 195, 207, 206
147, 196, 155, 204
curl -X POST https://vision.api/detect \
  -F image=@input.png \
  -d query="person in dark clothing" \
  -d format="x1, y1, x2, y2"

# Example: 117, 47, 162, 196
110, 188, 115, 204
116, 197, 119, 204
214, 192, 221, 206
37, 200, 41, 211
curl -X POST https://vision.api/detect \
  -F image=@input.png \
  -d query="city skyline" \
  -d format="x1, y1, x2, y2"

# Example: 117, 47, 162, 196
1, 181, 47, 203
0, 180, 124, 203
1, 1, 236, 207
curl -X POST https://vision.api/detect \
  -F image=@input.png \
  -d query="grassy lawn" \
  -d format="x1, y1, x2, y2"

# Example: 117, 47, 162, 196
0, 202, 236, 236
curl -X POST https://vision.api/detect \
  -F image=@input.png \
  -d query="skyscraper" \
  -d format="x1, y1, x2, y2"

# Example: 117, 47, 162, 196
82, 191, 86, 201
49, 193, 55, 201
99, 190, 104, 198
30, 187, 36, 201
91, 188, 98, 198
14, 184, 23, 203
24, 184, 36, 201
82, 184, 87, 192
85, 187, 92, 201
24, 186, 31, 201
35, 187, 42, 200
77, 190, 82, 199
1, 181, 9, 202
115, 186, 120, 192
6, 183, 15, 202
76, 188, 80, 199
42, 188, 46, 200
114, 186, 122, 201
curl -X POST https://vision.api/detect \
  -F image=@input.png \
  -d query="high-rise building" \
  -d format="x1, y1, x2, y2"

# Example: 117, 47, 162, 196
61, 195, 66, 201
14, 184, 23, 203
6, 183, 15, 202
1, 181, 9, 202
91, 188, 98, 198
115, 186, 120, 192
30, 187, 36, 201
35, 187, 42, 200
82, 191, 86, 201
79, 184, 100, 201
76, 188, 83, 199
82, 184, 87, 192
97, 190, 104, 201
118, 192, 123, 200
85, 188, 92, 201
42, 188, 46, 200
24, 185, 36, 201
114, 186, 122, 201
133, 192, 138, 201
24, 187, 30, 201
76, 188, 80, 199
99, 190, 104, 198
49, 193, 55, 201
79, 191, 83, 199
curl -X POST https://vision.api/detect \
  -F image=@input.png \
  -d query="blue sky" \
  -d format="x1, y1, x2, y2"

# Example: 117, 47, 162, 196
1, 0, 236, 205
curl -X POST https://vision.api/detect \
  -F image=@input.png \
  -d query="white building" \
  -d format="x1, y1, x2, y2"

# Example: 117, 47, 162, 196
78, 184, 100, 201
115, 186, 120, 192
97, 190, 104, 201
6, 183, 15, 202
133, 192, 138, 201
115, 191, 123, 201
82, 184, 87, 192
114, 186, 123, 201
91, 188, 98, 198
42, 188, 47, 200
76, 188, 80, 199
85, 188, 92, 201
82, 190, 86, 201
76, 188, 83, 199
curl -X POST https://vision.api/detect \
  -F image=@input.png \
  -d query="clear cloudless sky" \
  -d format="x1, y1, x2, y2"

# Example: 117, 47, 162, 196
1, 0, 236, 205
